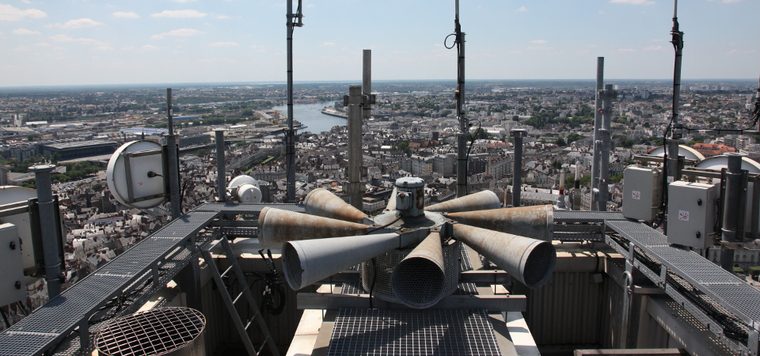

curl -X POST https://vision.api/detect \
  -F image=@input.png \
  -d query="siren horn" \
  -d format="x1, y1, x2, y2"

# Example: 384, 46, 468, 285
446, 204, 553, 240
304, 188, 369, 223
282, 233, 400, 290
452, 223, 556, 288
258, 207, 369, 247
426, 190, 501, 213
391, 232, 447, 309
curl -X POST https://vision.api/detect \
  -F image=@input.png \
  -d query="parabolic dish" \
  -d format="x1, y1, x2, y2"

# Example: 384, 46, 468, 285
106, 140, 166, 209
646, 145, 705, 162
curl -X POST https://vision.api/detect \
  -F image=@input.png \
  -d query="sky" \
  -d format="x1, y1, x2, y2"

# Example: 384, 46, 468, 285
0, 0, 759, 86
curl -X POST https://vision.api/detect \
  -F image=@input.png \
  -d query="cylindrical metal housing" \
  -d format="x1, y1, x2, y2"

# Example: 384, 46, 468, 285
391, 232, 446, 309
304, 188, 368, 223
446, 205, 554, 241
452, 223, 556, 288
257, 207, 368, 247
395, 177, 425, 218
347, 85, 364, 210
721, 154, 746, 271
426, 190, 500, 213
95, 307, 206, 356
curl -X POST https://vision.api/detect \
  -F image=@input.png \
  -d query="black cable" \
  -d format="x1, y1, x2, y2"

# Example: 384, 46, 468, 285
0, 308, 10, 328
368, 258, 377, 309
16, 302, 28, 316
367, 215, 401, 233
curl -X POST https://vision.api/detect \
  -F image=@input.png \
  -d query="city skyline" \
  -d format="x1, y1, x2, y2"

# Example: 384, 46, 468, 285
1, 0, 758, 87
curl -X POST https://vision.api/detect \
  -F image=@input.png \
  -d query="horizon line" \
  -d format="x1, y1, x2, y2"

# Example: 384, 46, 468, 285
1, 78, 757, 90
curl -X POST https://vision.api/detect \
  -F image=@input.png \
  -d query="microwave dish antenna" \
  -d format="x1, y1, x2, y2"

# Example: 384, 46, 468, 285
106, 140, 167, 209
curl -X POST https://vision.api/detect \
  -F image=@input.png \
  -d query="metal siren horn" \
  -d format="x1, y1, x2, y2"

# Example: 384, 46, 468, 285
425, 190, 501, 213
391, 231, 447, 309
446, 204, 554, 241
282, 233, 400, 290
257, 207, 369, 248
452, 224, 556, 288
304, 188, 368, 223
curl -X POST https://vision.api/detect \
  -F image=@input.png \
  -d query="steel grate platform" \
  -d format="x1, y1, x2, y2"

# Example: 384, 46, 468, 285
0, 210, 218, 356
195, 202, 304, 214
327, 308, 502, 356
605, 220, 760, 327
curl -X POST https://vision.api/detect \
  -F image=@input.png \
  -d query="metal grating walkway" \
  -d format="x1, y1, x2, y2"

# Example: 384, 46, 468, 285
327, 308, 502, 356
605, 220, 760, 328
554, 210, 626, 223
0, 210, 218, 356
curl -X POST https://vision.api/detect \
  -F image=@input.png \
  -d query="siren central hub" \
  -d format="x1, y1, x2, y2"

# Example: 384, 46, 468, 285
395, 177, 425, 218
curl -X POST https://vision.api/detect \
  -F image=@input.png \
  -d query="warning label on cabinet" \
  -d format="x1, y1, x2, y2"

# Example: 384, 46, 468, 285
678, 210, 689, 222
631, 190, 641, 200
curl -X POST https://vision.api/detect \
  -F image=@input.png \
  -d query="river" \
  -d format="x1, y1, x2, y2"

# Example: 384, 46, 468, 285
271, 102, 346, 134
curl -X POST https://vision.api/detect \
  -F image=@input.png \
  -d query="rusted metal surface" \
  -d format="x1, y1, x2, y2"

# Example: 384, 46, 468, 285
304, 188, 368, 223
282, 233, 399, 290
452, 223, 556, 288
425, 190, 501, 213
258, 207, 368, 247
446, 204, 554, 241
392, 232, 446, 309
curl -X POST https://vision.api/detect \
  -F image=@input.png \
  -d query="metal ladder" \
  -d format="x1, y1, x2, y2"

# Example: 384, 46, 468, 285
201, 238, 280, 356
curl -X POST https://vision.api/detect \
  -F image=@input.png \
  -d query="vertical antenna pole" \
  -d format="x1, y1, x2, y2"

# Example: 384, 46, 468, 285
598, 84, 616, 211
285, 0, 296, 203
511, 129, 526, 207
31, 164, 61, 299
166, 88, 181, 219
667, 0, 684, 180
454, 0, 468, 197
591, 57, 604, 210
346, 86, 364, 210
215, 129, 226, 202
363, 49, 372, 120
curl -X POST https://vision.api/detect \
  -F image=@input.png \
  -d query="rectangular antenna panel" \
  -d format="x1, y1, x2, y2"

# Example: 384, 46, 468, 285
622, 166, 661, 221
667, 181, 719, 250
0, 223, 25, 307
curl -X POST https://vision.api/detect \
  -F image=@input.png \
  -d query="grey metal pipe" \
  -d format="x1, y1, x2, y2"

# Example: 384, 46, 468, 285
392, 232, 446, 309
511, 129, 526, 207
454, 9, 467, 199
166, 88, 181, 219
721, 154, 746, 271
31, 164, 61, 299
257, 207, 368, 247
598, 129, 610, 212
215, 129, 225, 202
346, 85, 363, 210
446, 205, 554, 241
425, 190, 500, 213
304, 188, 367, 223
591, 57, 604, 195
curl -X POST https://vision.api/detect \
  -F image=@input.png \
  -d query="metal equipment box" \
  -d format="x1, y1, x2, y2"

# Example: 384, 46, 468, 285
0, 223, 25, 307
622, 166, 662, 221
666, 181, 719, 250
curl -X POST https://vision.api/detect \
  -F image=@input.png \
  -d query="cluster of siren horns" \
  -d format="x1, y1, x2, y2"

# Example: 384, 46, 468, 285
257, 177, 557, 309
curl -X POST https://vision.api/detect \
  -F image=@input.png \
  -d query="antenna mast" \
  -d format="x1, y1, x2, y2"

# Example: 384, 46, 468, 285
286, 0, 304, 203
449, 0, 468, 197
667, 0, 684, 172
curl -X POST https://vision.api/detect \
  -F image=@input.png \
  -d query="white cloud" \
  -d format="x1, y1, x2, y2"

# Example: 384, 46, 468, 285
12, 27, 39, 35
0, 4, 47, 21
321, 41, 336, 47
642, 45, 664, 51
516, 5, 528, 12
151, 10, 207, 19
52, 18, 103, 29
720, 0, 742, 3
112, 11, 140, 19
50, 34, 108, 47
529, 39, 548, 45
141, 44, 159, 51
171, 0, 197, 3
151, 28, 202, 40
215, 14, 232, 20
617, 48, 637, 52
609, 0, 654, 5
209, 41, 239, 48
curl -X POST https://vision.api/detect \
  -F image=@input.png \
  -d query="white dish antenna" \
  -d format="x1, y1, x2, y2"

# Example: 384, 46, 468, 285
106, 141, 166, 209
227, 175, 262, 204
647, 145, 705, 162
